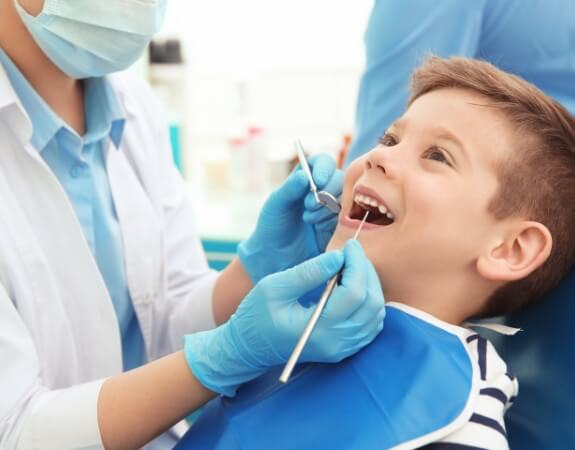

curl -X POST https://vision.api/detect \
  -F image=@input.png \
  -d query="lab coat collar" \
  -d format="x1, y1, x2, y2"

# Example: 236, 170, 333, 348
0, 49, 126, 153
0, 57, 33, 146
110, 75, 139, 122
0, 48, 67, 152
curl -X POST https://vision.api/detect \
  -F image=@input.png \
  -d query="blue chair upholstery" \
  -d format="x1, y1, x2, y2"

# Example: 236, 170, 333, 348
489, 268, 575, 449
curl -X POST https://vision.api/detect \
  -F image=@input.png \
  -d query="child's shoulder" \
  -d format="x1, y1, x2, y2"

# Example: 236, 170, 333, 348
463, 330, 519, 411
390, 302, 519, 412
388, 303, 518, 449
431, 331, 518, 449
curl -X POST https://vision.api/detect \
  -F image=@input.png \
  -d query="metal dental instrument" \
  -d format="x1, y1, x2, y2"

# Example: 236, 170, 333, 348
295, 139, 342, 214
279, 210, 370, 384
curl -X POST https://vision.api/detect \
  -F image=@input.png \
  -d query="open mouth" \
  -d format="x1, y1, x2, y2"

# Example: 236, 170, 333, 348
349, 192, 395, 226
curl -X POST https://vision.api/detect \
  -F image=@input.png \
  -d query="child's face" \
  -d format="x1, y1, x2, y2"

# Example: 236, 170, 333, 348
328, 88, 516, 299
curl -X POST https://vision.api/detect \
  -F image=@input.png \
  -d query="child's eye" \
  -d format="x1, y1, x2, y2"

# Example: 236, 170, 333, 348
423, 147, 452, 166
378, 133, 398, 147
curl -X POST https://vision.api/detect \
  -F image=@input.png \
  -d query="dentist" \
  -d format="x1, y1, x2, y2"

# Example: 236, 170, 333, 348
0, 1, 385, 449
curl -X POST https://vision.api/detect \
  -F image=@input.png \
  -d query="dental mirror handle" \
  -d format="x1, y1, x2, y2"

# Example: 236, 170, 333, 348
279, 210, 370, 384
295, 139, 321, 203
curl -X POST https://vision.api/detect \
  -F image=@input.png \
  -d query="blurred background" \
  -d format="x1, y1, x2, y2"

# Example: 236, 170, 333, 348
128, 0, 372, 266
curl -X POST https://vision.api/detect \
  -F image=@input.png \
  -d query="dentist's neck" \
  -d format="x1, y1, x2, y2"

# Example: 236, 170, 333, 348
0, 0, 86, 135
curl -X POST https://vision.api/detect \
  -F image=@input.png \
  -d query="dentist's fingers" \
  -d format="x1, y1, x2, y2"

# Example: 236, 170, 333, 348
272, 153, 337, 215
304, 168, 344, 213
342, 260, 386, 327
303, 170, 343, 234
308, 154, 336, 188
265, 170, 309, 214
328, 318, 385, 362
315, 295, 385, 363
303, 203, 337, 225
261, 250, 344, 302
326, 262, 385, 359
321, 240, 371, 322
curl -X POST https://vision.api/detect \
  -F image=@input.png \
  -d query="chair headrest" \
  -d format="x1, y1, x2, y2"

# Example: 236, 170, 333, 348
490, 267, 575, 449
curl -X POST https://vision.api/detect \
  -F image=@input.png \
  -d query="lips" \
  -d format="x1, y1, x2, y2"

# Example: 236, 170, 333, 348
347, 185, 395, 227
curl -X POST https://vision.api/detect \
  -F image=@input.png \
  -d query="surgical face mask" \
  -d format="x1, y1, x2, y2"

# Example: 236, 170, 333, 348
15, 0, 167, 79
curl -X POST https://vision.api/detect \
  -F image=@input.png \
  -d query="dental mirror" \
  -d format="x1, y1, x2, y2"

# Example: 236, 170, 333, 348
295, 139, 342, 214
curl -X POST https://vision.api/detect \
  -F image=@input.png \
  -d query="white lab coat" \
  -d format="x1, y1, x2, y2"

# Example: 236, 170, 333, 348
0, 65, 219, 449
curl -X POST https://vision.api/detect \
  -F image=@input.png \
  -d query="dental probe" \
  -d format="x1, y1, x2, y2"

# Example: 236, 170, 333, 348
279, 210, 370, 384
295, 139, 342, 214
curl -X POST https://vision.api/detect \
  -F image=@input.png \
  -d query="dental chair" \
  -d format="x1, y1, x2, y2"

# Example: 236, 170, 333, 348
488, 267, 575, 450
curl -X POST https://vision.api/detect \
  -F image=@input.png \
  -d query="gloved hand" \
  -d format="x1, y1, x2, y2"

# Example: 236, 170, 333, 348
238, 154, 343, 284
185, 240, 385, 397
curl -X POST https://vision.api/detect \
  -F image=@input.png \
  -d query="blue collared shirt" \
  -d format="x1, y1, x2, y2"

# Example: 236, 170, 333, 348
0, 49, 144, 371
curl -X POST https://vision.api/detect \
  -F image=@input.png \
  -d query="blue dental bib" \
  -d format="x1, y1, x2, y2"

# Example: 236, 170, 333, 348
175, 305, 477, 450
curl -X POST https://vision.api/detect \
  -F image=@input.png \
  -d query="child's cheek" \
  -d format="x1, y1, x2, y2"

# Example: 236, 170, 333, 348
344, 157, 365, 188
341, 155, 369, 211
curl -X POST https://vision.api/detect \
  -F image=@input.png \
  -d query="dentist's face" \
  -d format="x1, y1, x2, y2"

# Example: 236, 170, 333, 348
328, 88, 515, 300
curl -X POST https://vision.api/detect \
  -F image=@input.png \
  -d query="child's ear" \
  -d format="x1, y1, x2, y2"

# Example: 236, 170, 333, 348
477, 221, 552, 282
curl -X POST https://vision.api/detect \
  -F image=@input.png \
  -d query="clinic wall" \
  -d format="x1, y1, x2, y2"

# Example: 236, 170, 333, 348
132, 0, 372, 248
155, 0, 372, 182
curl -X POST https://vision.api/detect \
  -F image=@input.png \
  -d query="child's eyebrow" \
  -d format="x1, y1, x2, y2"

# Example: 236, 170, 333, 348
388, 118, 406, 132
433, 129, 471, 165
389, 118, 471, 165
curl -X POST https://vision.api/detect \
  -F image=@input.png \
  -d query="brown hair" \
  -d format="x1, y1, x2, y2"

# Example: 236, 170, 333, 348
408, 56, 575, 317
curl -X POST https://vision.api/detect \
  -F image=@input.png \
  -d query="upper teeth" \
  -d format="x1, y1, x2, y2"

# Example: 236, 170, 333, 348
354, 194, 394, 220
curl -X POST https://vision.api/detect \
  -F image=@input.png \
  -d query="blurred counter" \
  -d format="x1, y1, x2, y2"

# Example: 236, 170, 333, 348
187, 182, 269, 270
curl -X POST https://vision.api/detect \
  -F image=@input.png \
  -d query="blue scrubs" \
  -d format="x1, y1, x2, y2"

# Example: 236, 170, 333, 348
0, 50, 145, 371
346, 0, 575, 164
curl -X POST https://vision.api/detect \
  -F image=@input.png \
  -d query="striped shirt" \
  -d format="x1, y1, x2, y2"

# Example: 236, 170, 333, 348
420, 332, 519, 450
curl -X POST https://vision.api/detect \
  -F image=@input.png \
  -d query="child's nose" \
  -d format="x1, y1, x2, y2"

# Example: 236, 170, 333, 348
364, 146, 401, 181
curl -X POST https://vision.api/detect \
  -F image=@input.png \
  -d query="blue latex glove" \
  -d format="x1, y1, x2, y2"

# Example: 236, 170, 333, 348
238, 154, 343, 284
185, 240, 385, 397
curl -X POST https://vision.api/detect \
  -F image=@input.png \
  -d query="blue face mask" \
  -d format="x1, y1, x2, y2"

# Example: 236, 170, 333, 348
15, 0, 167, 79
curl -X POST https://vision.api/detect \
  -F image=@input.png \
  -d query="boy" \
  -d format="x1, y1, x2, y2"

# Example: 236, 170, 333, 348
177, 56, 575, 449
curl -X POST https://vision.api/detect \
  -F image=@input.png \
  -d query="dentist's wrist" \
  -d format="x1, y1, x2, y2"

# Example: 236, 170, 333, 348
237, 237, 265, 284
183, 323, 267, 398
212, 258, 253, 325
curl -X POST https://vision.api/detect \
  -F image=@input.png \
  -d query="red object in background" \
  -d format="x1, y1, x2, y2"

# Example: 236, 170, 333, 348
337, 133, 352, 168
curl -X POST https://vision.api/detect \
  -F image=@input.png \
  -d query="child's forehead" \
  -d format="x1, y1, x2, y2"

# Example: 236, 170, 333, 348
396, 88, 516, 165
404, 88, 503, 122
